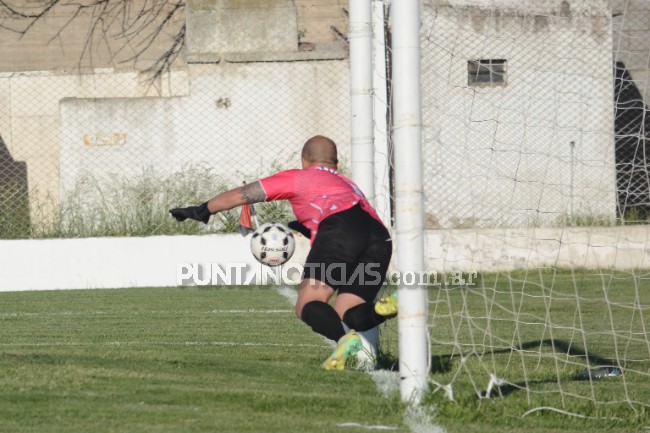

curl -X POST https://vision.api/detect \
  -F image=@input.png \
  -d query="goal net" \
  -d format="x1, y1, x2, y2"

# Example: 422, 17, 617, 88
380, 0, 650, 420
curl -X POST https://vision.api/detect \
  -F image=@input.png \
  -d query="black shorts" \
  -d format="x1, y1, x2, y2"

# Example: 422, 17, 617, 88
303, 203, 392, 302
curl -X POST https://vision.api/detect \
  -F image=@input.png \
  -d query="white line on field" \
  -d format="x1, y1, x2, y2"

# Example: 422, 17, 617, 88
211, 309, 292, 314
0, 340, 328, 348
0, 309, 292, 318
337, 422, 399, 430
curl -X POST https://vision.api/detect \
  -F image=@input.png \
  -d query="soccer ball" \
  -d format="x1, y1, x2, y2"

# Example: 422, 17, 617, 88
250, 222, 295, 266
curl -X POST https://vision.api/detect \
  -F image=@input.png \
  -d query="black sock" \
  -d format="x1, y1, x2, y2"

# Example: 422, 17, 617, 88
342, 303, 387, 332
301, 301, 347, 342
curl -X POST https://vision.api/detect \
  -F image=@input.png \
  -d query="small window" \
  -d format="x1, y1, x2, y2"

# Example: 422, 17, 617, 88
468, 59, 507, 85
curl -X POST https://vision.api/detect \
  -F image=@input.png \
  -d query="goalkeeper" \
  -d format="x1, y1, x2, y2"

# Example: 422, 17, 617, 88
170, 135, 397, 370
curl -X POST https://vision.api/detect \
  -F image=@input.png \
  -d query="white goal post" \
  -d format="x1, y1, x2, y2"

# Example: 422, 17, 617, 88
390, 0, 430, 404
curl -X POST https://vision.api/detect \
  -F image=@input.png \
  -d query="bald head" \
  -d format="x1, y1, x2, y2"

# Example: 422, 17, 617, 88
301, 135, 338, 168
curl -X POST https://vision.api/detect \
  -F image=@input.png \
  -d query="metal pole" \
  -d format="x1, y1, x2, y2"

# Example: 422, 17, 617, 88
372, 0, 391, 226
391, 0, 429, 404
349, 0, 375, 203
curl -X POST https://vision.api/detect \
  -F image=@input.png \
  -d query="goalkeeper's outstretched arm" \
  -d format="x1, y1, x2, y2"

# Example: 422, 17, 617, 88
207, 180, 266, 212
170, 181, 266, 224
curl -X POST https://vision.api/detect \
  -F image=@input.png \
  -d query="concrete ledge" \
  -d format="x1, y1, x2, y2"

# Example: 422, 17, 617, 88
426, 225, 650, 272
186, 52, 222, 64
223, 50, 346, 63
185, 49, 346, 64
0, 234, 310, 292
2, 226, 649, 292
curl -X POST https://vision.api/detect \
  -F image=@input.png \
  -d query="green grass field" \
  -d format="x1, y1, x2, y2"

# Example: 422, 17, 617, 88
1, 273, 649, 433
0, 287, 407, 433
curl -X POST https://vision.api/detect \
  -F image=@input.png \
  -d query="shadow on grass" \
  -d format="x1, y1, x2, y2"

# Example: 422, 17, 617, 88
381, 338, 619, 396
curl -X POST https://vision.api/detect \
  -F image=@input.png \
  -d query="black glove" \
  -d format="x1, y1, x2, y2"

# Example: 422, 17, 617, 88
169, 202, 211, 224
288, 220, 311, 238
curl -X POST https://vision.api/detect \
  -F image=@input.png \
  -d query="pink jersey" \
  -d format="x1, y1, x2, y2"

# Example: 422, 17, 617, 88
258, 166, 384, 242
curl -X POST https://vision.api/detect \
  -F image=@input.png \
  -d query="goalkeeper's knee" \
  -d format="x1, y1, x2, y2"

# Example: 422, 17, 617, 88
343, 303, 386, 332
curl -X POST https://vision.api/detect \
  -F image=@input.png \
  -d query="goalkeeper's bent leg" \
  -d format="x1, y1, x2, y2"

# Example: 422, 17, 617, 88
301, 300, 347, 342
342, 298, 396, 332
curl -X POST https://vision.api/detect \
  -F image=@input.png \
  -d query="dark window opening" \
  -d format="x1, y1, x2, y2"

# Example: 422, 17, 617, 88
468, 59, 507, 85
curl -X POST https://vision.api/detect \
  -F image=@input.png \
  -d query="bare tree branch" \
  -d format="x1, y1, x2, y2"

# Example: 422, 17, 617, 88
0, 0, 185, 82
0, 0, 60, 35
140, 22, 185, 83
120, 1, 183, 61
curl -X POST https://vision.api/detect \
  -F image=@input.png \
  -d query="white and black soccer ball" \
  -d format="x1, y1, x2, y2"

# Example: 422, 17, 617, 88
250, 222, 295, 266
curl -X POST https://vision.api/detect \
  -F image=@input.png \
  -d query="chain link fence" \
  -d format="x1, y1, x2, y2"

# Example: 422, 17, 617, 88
418, 0, 650, 229
3, 1, 650, 239
0, 0, 351, 239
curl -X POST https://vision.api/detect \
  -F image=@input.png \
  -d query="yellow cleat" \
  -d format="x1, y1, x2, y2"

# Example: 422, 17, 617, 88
374, 291, 398, 317
322, 331, 362, 371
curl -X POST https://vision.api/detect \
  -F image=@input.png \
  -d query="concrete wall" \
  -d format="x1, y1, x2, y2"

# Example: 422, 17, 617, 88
1, 57, 350, 224
0, 233, 311, 292
0, 69, 190, 220
426, 225, 650, 272
2, 226, 649, 291
186, 0, 299, 55
3, 0, 647, 235
58, 60, 351, 203
421, 0, 617, 228
0, 1, 350, 225
0, 0, 347, 72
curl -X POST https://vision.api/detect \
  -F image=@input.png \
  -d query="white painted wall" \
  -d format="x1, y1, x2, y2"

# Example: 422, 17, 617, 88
421, 0, 617, 228
2, 226, 649, 292
0, 233, 310, 292
426, 225, 650, 272
0, 69, 190, 217
58, 61, 351, 201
